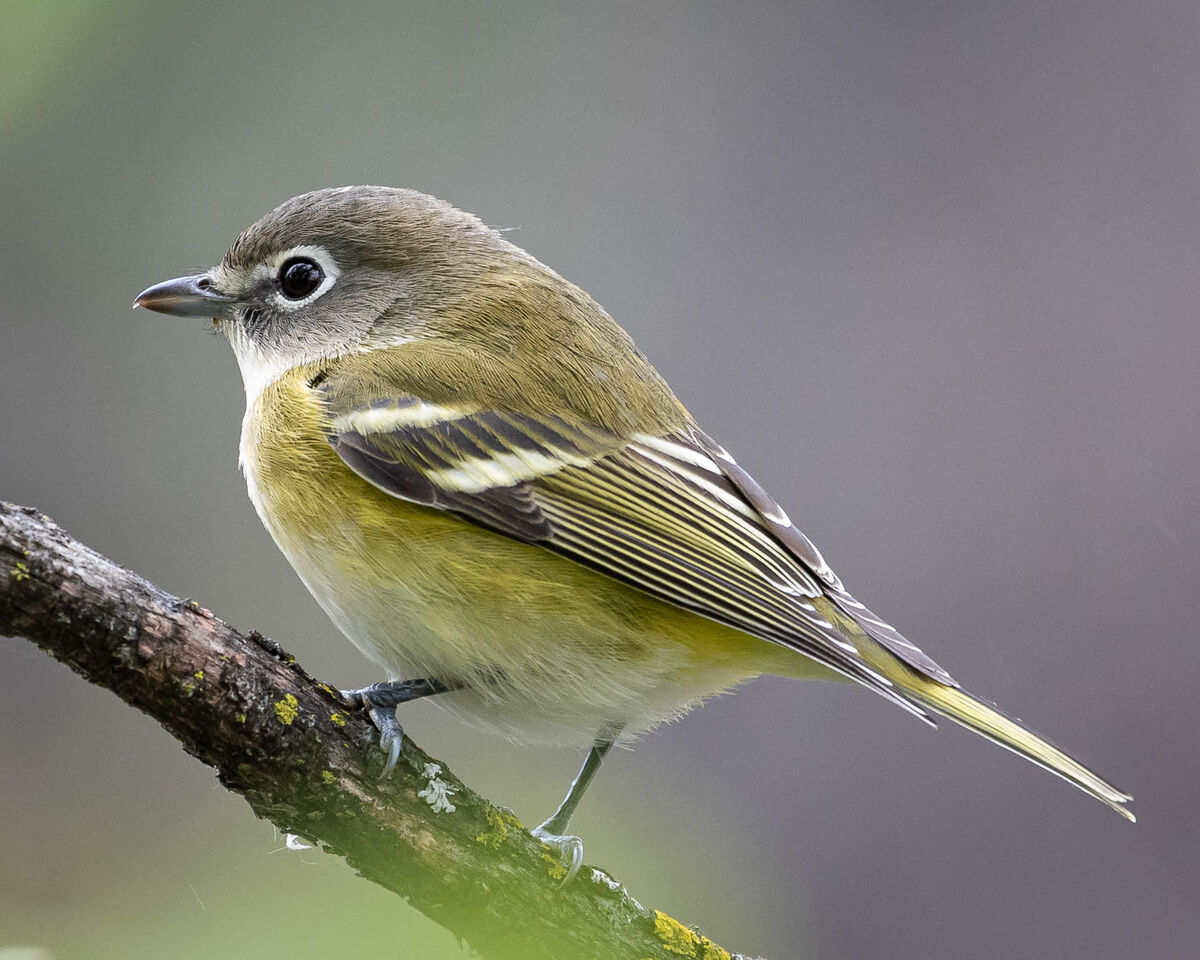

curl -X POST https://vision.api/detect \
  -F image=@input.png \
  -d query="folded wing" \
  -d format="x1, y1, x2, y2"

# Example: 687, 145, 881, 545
321, 387, 957, 721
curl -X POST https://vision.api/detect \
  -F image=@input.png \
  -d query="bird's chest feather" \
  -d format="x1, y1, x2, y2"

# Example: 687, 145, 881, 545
240, 372, 682, 658
236, 369, 780, 744
239, 369, 465, 673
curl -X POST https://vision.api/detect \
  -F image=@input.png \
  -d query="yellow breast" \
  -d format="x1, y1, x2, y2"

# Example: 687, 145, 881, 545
239, 365, 815, 745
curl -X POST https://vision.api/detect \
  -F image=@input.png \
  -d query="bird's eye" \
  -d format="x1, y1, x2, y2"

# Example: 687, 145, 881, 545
277, 257, 324, 300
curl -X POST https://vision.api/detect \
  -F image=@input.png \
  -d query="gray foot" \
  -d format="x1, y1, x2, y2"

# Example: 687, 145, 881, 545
340, 688, 404, 779
340, 678, 460, 778
531, 824, 585, 883
342, 678, 450, 708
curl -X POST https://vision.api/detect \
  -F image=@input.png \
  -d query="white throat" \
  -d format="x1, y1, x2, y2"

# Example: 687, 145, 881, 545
229, 335, 301, 405
227, 326, 420, 406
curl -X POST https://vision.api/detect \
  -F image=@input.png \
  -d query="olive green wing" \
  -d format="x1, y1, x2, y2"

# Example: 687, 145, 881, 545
321, 387, 953, 720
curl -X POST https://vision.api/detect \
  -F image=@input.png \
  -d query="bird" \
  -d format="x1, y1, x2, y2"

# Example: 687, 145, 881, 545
134, 185, 1133, 879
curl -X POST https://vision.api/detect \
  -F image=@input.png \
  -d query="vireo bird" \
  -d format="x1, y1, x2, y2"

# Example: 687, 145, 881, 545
134, 186, 1132, 878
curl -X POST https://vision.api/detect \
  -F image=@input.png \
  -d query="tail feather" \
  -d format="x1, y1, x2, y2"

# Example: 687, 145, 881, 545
903, 675, 1134, 822
807, 597, 1133, 820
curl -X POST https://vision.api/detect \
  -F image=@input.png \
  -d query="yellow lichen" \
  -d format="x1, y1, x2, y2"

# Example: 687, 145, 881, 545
541, 851, 568, 882
274, 694, 299, 725
10, 562, 30, 583
474, 809, 510, 849
654, 911, 703, 956
193, 670, 205, 681
329, 712, 347, 728
235, 713, 247, 724
698, 937, 731, 960
321, 769, 337, 785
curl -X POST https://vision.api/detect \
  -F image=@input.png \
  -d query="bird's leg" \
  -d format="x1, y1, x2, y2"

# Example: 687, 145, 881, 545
532, 727, 620, 883
341, 678, 461, 778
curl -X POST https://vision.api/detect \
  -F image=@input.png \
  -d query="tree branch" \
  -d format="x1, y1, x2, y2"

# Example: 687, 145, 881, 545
0, 502, 759, 960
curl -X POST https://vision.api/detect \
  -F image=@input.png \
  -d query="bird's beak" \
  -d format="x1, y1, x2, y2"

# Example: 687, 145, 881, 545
132, 273, 234, 317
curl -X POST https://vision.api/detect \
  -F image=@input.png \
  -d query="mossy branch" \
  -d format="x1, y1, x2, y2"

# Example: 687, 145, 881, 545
0, 502, 762, 960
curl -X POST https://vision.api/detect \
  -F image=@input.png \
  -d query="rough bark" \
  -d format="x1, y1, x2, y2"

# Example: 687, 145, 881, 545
0, 502, 759, 960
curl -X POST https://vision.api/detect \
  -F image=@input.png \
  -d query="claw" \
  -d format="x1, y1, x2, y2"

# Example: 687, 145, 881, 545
532, 825, 585, 884
339, 679, 458, 778
379, 726, 402, 779
366, 703, 404, 780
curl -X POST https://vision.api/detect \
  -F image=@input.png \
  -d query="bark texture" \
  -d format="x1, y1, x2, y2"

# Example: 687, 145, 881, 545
0, 502, 758, 960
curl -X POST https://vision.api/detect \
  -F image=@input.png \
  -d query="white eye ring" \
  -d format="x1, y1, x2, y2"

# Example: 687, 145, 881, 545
255, 244, 340, 311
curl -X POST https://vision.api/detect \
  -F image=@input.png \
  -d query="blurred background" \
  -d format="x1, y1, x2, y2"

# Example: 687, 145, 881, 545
1, 1, 1197, 957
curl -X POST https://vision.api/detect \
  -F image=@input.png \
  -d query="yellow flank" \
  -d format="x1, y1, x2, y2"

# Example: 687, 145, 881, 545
241, 364, 831, 747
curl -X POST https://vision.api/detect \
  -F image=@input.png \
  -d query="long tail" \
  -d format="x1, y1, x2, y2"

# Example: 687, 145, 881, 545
899, 672, 1134, 822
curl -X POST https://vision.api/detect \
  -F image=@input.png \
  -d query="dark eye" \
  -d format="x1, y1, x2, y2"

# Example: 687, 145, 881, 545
278, 257, 324, 300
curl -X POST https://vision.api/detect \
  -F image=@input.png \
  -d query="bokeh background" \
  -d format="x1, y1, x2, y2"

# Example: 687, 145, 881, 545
2, 2, 1197, 958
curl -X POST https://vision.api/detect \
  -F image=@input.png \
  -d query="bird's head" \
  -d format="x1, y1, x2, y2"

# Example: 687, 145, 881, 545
133, 185, 519, 397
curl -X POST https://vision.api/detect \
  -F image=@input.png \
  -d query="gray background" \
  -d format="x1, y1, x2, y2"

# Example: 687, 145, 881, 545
1, 2, 1196, 958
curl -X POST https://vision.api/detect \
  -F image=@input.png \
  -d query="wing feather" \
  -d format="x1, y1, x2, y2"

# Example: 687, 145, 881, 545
691, 428, 956, 685
321, 387, 947, 718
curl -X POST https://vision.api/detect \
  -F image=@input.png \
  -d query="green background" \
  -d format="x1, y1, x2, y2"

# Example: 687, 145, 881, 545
2, 2, 1196, 958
